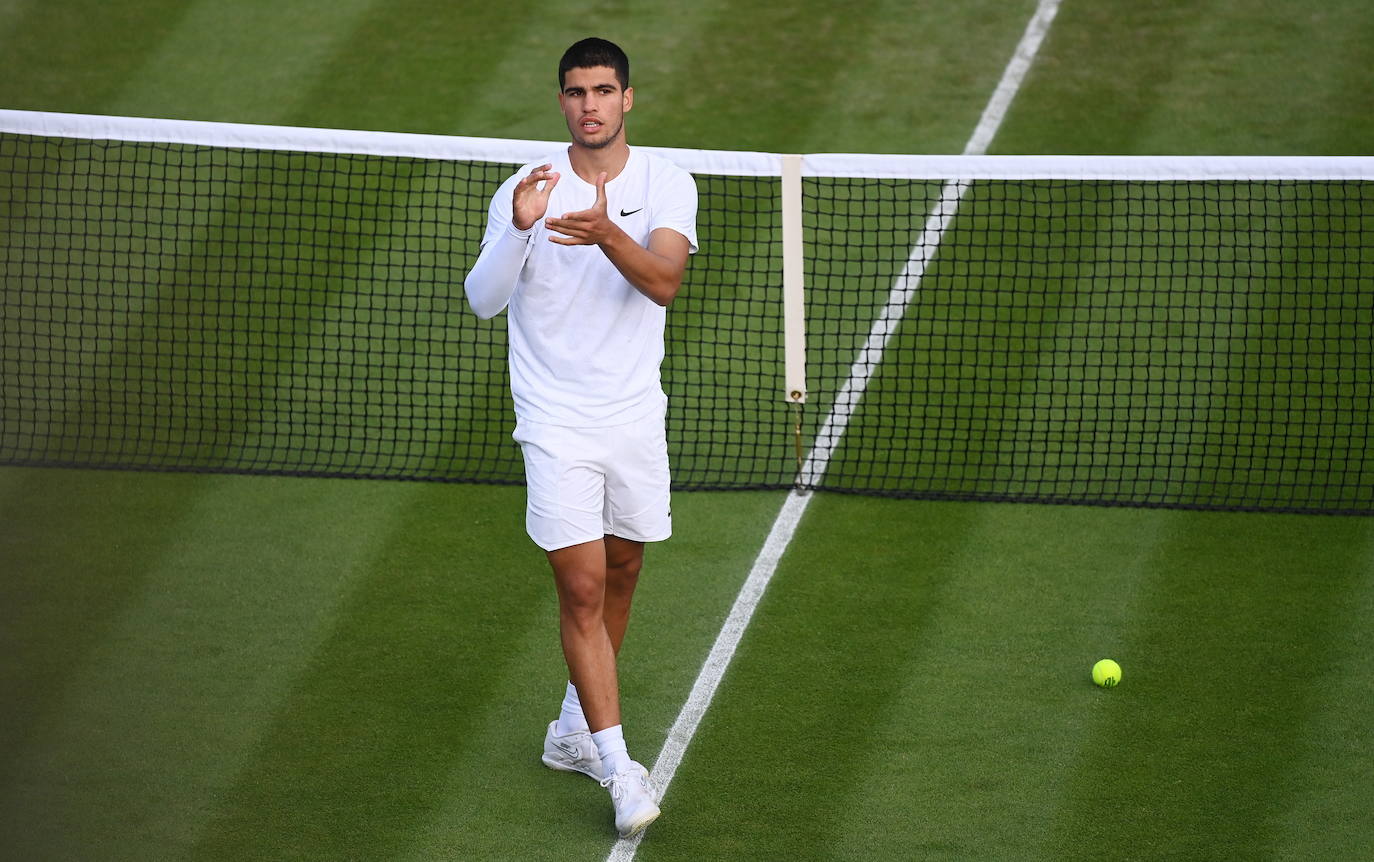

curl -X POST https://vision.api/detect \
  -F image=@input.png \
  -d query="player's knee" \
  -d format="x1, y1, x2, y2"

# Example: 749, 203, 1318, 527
556, 570, 606, 622
605, 558, 641, 598
604, 540, 644, 592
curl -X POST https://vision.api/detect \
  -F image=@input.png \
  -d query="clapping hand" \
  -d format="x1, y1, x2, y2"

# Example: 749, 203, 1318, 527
545, 172, 615, 246
512, 164, 559, 231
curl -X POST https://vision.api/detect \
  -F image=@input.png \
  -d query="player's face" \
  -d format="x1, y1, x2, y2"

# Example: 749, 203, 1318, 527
559, 66, 633, 150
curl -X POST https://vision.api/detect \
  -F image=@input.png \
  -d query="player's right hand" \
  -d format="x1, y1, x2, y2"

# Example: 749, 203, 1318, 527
512, 164, 560, 231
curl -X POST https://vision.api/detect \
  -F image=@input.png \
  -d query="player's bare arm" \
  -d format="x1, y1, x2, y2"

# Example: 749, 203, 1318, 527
543, 172, 689, 306
512, 164, 561, 231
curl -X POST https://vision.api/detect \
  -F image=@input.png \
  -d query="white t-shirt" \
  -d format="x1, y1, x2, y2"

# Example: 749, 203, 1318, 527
481, 147, 699, 427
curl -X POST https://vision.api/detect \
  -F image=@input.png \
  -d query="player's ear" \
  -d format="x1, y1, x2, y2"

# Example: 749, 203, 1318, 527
622, 86, 633, 113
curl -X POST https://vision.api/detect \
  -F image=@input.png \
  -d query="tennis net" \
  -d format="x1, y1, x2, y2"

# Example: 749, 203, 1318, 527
3, 111, 1371, 514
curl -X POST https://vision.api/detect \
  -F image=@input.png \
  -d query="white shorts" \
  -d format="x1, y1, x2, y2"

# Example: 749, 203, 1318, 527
513, 407, 672, 552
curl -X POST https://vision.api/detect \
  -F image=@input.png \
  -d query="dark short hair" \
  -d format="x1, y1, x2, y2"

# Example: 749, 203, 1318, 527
558, 37, 629, 90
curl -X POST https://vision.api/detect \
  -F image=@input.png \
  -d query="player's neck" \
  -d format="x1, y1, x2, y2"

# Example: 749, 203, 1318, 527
567, 138, 630, 185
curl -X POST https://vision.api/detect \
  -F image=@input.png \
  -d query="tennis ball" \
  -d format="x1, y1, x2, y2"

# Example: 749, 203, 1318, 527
1092, 659, 1122, 687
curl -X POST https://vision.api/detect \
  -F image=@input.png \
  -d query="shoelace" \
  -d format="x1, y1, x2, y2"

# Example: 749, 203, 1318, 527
599, 768, 650, 797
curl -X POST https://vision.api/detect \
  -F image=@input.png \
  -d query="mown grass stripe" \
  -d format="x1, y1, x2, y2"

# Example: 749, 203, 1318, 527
0, 469, 215, 777
186, 484, 539, 861
1271, 533, 1374, 859
823, 503, 1172, 858
103, 0, 382, 125
0, 474, 421, 860
0, 1, 192, 115
1038, 513, 1374, 858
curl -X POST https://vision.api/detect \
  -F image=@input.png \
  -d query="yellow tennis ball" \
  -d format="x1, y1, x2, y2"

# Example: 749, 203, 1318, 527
1092, 659, 1122, 687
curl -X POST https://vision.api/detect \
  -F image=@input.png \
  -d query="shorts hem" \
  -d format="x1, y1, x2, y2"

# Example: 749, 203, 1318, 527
532, 528, 672, 552
607, 528, 672, 545
530, 531, 605, 553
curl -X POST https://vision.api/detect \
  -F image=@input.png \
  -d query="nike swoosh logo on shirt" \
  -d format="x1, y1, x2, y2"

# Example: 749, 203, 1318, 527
619, 207, 644, 217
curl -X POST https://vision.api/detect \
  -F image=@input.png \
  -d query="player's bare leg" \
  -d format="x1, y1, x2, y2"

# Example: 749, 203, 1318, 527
543, 535, 647, 779
602, 535, 645, 655
541, 533, 643, 780
545, 535, 659, 835
548, 538, 621, 732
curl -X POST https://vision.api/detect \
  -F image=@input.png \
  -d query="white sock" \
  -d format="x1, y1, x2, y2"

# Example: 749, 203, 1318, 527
591, 724, 632, 777
555, 681, 589, 737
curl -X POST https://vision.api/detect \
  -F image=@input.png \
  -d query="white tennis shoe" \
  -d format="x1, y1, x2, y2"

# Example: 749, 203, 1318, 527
541, 721, 604, 780
601, 762, 660, 838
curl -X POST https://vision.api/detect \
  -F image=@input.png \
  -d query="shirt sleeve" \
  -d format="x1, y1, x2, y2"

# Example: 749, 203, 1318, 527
464, 171, 532, 319
650, 163, 700, 254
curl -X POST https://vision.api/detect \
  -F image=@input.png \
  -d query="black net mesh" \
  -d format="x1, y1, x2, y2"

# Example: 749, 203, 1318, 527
804, 177, 1374, 513
0, 134, 789, 488
2, 132, 1371, 513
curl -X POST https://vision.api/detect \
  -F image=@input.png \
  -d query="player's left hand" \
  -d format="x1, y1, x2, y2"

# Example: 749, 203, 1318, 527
545, 172, 617, 246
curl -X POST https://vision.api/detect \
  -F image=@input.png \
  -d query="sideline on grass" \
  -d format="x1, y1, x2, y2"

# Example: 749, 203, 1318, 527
606, 0, 1064, 858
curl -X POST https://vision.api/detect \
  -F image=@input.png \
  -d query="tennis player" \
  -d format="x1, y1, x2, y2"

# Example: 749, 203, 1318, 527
463, 37, 697, 838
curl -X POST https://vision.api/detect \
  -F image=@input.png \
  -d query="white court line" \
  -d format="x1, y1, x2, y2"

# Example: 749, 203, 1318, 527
608, 2, 1062, 858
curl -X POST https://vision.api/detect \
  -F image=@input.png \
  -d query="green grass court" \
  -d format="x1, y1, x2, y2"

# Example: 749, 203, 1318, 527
4, 1, 1374, 859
